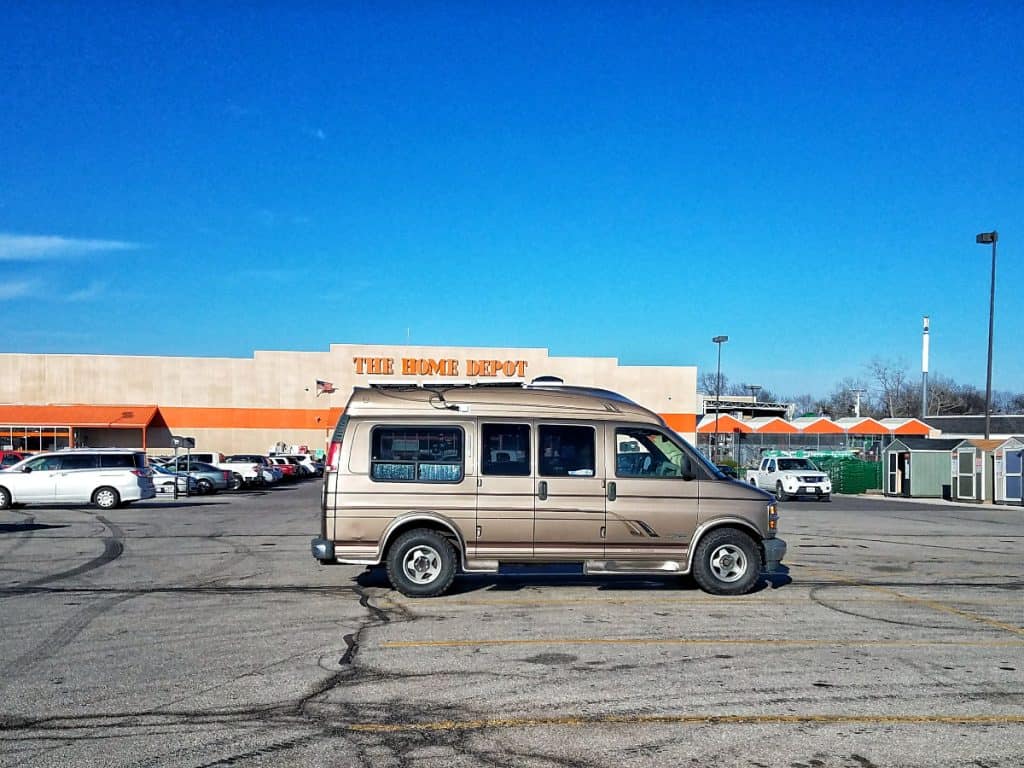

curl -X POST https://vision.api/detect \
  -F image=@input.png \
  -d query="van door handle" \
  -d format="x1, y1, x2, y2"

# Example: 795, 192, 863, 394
538, 480, 547, 501
607, 481, 616, 501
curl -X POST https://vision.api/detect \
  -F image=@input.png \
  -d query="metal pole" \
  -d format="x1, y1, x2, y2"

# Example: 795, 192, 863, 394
714, 342, 722, 461
921, 316, 929, 419
985, 237, 997, 440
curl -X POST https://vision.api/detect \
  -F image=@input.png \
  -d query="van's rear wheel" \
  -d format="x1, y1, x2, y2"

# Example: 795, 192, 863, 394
692, 528, 762, 596
386, 528, 457, 598
93, 487, 121, 510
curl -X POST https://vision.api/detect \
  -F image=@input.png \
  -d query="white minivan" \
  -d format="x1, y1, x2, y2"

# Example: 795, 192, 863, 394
0, 449, 156, 510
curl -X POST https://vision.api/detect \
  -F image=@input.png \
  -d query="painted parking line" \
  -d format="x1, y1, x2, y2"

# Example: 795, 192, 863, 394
346, 712, 1024, 733
381, 637, 1024, 649
388, 594, 1019, 609
793, 563, 1024, 637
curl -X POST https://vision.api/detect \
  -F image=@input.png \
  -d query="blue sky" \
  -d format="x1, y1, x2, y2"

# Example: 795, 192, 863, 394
1, 2, 1021, 398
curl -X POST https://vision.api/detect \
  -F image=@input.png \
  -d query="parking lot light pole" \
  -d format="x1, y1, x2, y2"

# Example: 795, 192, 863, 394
976, 231, 998, 440
712, 335, 728, 461
747, 384, 761, 406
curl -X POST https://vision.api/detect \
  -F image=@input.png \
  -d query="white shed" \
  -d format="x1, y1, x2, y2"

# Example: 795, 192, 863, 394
951, 439, 1002, 503
994, 437, 1024, 505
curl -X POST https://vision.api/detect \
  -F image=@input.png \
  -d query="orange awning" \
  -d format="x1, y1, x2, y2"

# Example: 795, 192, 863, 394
793, 417, 844, 434
0, 405, 159, 428
697, 414, 754, 433
749, 417, 799, 434
886, 418, 931, 436
844, 417, 888, 435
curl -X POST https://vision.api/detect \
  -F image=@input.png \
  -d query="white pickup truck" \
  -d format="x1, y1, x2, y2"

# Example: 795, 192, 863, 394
746, 456, 832, 501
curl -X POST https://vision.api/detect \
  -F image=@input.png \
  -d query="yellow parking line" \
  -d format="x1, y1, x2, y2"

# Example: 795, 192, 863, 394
794, 563, 1024, 637
347, 713, 1024, 733
381, 637, 1024, 649
392, 594, 1017, 609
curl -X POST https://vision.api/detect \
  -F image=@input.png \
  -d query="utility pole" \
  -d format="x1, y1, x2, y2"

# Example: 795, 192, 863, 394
921, 316, 929, 419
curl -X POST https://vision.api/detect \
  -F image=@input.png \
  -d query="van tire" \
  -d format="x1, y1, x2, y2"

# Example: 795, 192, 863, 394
0, 487, 10, 510
386, 528, 457, 598
692, 528, 761, 596
93, 487, 121, 510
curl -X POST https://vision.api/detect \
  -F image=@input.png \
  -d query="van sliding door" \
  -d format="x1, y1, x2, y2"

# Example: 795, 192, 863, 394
533, 423, 605, 560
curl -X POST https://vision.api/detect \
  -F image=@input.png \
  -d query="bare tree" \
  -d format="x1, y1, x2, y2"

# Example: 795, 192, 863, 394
786, 392, 821, 418
819, 377, 870, 419
699, 372, 728, 397
866, 358, 910, 418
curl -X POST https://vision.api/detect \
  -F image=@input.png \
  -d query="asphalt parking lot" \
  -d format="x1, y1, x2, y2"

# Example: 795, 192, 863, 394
1, 482, 1022, 767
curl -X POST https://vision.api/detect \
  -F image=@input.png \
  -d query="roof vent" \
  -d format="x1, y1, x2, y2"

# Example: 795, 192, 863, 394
528, 375, 565, 387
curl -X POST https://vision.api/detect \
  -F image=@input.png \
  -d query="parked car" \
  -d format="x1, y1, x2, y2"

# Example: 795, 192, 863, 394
0, 449, 156, 510
151, 464, 198, 495
224, 454, 280, 486
276, 454, 321, 476
267, 456, 300, 480
165, 455, 254, 491
0, 451, 29, 469
162, 460, 231, 494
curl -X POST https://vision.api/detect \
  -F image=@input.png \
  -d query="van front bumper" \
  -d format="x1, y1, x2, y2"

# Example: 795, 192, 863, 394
310, 537, 335, 562
763, 538, 787, 573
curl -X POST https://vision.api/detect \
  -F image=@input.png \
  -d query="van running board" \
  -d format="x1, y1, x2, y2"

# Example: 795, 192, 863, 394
584, 560, 686, 575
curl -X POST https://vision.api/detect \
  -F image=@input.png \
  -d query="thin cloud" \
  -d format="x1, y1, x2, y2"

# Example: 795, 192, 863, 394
67, 280, 108, 302
0, 280, 37, 300
0, 233, 142, 261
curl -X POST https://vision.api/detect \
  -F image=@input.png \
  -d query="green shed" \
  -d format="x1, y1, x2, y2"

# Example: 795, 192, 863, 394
883, 438, 962, 498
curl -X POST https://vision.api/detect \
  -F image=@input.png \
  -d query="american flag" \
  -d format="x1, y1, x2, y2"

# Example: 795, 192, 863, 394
316, 379, 336, 396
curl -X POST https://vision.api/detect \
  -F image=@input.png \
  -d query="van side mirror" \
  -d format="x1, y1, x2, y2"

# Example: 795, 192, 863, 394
682, 470, 695, 481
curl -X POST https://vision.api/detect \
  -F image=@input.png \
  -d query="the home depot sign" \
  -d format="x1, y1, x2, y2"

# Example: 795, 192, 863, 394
353, 357, 529, 378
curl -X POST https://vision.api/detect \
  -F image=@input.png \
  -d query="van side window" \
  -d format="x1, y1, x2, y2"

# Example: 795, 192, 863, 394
481, 424, 530, 476
25, 455, 61, 471
539, 425, 595, 477
62, 454, 99, 470
615, 427, 692, 478
100, 454, 136, 469
371, 427, 464, 483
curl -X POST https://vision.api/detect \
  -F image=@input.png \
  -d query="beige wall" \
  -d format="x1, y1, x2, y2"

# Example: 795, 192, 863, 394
0, 345, 697, 454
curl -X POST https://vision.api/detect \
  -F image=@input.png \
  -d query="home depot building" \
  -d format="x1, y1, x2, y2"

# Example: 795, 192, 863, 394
0, 344, 698, 455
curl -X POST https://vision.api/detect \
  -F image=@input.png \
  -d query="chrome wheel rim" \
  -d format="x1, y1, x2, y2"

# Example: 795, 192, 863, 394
403, 545, 442, 584
709, 544, 747, 583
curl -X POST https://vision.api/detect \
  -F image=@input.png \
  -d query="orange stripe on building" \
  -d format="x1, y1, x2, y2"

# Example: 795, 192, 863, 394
158, 406, 345, 430
660, 413, 698, 432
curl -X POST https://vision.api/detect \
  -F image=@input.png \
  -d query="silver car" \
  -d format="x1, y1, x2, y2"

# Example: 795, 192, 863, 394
151, 465, 198, 495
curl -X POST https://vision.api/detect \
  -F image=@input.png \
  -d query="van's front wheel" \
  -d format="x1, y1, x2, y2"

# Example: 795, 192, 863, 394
692, 528, 761, 596
386, 528, 457, 598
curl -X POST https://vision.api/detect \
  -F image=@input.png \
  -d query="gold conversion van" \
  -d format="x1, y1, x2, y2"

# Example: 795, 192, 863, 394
311, 383, 785, 597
